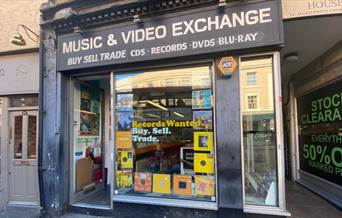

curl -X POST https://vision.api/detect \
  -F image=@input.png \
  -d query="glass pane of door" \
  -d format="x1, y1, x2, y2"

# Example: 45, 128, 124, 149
28, 115, 37, 159
240, 56, 278, 207
14, 115, 23, 159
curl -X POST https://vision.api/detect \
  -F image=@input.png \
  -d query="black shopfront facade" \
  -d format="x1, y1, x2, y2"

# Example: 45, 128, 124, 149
39, 0, 288, 217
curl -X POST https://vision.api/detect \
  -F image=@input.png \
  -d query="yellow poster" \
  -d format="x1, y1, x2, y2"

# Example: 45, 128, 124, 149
194, 132, 213, 152
116, 170, 133, 188
195, 176, 215, 196
194, 153, 214, 174
152, 174, 171, 194
121, 150, 133, 169
116, 131, 132, 149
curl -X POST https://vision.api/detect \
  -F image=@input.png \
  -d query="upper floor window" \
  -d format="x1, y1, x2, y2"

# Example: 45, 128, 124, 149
246, 72, 256, 86
247, 95, 258, 110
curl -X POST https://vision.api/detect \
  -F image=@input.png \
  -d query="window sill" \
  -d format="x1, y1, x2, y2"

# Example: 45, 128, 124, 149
113, 194, 218, 210
244, 205, 290, 217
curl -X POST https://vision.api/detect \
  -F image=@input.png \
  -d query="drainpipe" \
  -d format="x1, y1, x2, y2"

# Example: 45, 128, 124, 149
38, 28, 46, 217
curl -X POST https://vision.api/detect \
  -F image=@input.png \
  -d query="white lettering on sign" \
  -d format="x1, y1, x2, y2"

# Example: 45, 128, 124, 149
61, 7, 272, 54
63, 36, 103, 53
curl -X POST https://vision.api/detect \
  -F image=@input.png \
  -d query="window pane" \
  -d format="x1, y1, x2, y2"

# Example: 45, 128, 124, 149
14, 116, 23, 159
114, 65, 216, 202
247, 72, 256, 86
10, 95, 38, 107
28, 115, 37, 159
240, 56, 278, 206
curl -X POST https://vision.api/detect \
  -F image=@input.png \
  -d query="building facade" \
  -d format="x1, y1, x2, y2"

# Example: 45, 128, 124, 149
0, 0, 43, 210
39, 0, 288, 217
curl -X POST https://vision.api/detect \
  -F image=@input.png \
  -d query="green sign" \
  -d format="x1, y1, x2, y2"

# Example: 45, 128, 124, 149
297, 80, 342, 186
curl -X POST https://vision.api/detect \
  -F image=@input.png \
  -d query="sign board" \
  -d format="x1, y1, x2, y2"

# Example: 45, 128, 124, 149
217, 56, 238, 77
282, 0, 342, 19
0, 53, 39, 95
297, 79, 342, 186
57, 1, 283, 71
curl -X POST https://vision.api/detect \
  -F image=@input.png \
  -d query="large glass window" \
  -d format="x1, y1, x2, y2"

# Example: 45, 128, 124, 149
240, 56, 278, 207
114, 65, 216, 202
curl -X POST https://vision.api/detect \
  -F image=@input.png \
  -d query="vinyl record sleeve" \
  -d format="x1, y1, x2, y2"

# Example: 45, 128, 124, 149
194, 153, 214, 174
194, 132, 214, 152
152, 174, 171, 194
116, 131, 133, 149
173, 175, 192, 195
195, 176, 215, 196
134, 172, 152, 193
121, 150, 133, 169
116, 170, 133, 188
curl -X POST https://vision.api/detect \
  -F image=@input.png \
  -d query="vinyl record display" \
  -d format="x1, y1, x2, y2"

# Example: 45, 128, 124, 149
134, 172, 152, 193
194, 153, 214, 174
121, 150, 133, 169
173, 175, 192, 195
195, 176, 215, 196
152, 174, 171, 194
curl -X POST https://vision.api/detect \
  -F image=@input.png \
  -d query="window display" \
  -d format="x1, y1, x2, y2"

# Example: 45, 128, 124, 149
240, 56, 278, 206
114, 65, 216, 202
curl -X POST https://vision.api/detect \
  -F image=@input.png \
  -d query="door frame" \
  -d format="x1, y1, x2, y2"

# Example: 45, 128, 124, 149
68, 77, 111, 208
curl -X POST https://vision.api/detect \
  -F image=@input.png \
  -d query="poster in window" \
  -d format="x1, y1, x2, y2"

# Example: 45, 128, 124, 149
173, 175, 192, 195
152, 174, 171, 194
120, 150, 134, 169
117, 94, 133, 111
194, 132, 214, 151
193, 110, 212, 130
194, 176, 215, 196
134, 172, 152, 193
116, 170, 133, 188
192, 90, 211, 109
80, 112, 100, 136
194, 153, 214, 174
116, 131, 133, 149
117, 111, 133, 131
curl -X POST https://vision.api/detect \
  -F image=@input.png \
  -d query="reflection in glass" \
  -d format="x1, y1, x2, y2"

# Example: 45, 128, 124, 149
114, 66, 216, 202
28, 115, 37, 159
240, 56, 278, 206
14, 116, 23, 159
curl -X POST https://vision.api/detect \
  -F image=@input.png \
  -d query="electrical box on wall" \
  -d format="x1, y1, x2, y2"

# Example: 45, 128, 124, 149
216, 56, 239, 79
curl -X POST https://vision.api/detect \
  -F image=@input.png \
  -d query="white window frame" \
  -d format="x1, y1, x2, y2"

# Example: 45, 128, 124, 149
246, 93, 259, 110
246, 72, 257, 87
240, 52, 290, 216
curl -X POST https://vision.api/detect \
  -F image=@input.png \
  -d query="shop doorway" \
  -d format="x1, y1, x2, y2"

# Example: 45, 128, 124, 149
8, 110, 38, 205
69, 76, 111, 209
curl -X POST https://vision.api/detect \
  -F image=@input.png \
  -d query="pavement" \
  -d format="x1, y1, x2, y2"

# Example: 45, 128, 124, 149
0, 182, 341, 218
286, 180, 342, 218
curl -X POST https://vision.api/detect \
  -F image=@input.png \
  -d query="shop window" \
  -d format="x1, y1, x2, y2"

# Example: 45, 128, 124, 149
247, 95, 258, 110
240, 56, 278, 207
9, 95, 38, 107
247, 72, 257, 86
114, 65, 216, 202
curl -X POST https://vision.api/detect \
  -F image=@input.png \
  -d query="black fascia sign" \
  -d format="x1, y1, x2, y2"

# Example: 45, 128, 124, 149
57, 0, 283, 71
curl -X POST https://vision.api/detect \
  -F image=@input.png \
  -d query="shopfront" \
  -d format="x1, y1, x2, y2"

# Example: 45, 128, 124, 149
39, 0, 287, 217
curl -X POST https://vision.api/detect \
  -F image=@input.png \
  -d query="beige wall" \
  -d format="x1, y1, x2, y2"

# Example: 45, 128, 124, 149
240, 57, 274, 113
0, 0, 46, 52
282, 0, 342, 20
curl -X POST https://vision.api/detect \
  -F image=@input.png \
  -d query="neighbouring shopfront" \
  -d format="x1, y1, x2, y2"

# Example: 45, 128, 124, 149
39, 0, 287, 217
0, 51, 39, 209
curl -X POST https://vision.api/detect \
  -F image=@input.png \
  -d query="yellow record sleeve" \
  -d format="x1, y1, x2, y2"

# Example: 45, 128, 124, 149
121, 150, 133, 169
152, 174, 171, 194
194, 132, 213, 151
195, 176, 215, 196
116, 131, 133, 149
116, 170, 133, 188
173, 175, 192, 195
194, 153, 214, 174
